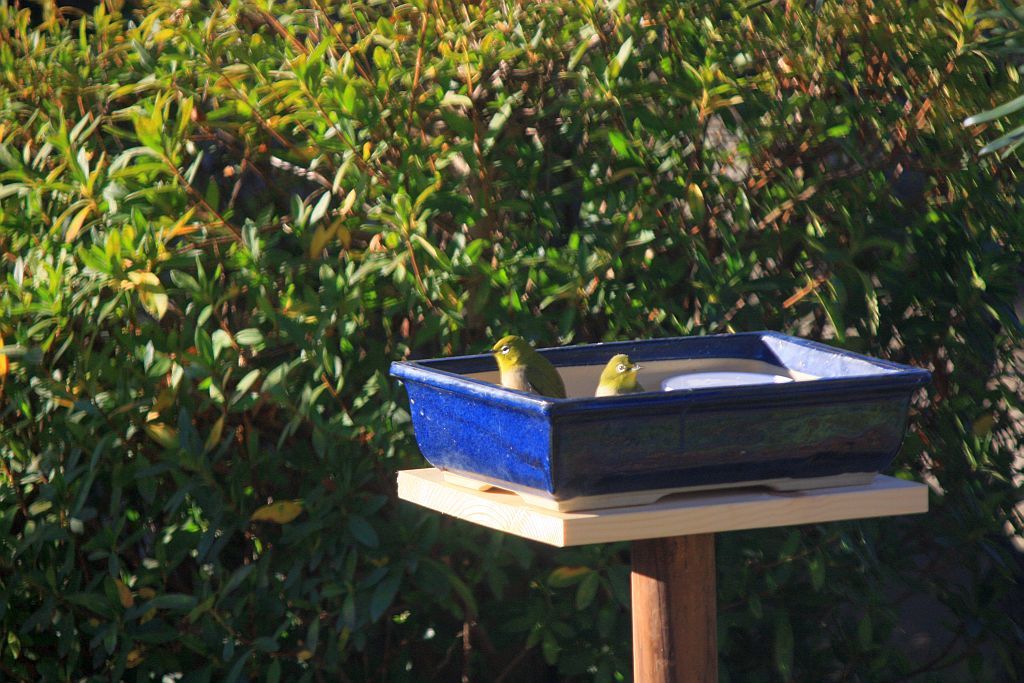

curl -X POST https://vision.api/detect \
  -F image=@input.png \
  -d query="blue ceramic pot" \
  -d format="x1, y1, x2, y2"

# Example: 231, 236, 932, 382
389, 332, 930, 505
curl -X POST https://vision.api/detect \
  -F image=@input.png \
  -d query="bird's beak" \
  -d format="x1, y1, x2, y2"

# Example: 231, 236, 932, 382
632, 365, 642, 372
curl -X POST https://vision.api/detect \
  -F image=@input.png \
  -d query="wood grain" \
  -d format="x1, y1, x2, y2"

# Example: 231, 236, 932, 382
440, 469, 877, 512
632, 534, 717, 683
397, 468, 928, 547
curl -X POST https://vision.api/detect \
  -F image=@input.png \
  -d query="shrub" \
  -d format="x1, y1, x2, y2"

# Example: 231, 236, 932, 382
1, 0, 1022, 680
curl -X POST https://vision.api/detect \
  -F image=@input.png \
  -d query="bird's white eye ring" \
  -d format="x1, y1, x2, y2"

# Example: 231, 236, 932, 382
501, 346, 510, 354
617, 363, 627, 373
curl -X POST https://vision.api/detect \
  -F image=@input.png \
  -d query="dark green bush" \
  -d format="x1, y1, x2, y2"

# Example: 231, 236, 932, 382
1, 0, 1022, 680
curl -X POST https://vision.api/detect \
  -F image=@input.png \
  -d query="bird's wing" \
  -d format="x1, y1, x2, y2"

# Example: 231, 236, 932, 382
527, 361, 566, 398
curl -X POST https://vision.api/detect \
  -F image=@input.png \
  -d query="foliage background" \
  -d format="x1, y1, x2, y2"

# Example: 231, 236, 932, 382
2, 0, 1023, 680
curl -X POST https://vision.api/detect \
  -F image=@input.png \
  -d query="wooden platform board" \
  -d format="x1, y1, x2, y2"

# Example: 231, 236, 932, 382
440, 470, 879, 512
397, 468, 929, 547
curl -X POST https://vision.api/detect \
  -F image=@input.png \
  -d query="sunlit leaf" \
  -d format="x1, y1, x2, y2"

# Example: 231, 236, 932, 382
204, 414, 225, 453
687, 183, 705, 223
250, 500, 304, 524
0, 333, 8, 379
607, 36, 633, 80
144, 423, 178, 449
978, 123, 1024, 155
126, 647, 144, 668
310, 191, 332, 226
441, 92, 473, 109
127, 271, 169, 321
548, 566, 591, 587
963, 93, 1024, 126
115, 579, 134, 608
64, 204, 92, 242
234, 329, 264, 347
308, 222, 336, 258
608, 130, 628, 156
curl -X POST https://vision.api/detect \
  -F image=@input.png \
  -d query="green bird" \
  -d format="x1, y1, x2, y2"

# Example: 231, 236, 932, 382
595, 354, 644, 396
491, 335, 567, 398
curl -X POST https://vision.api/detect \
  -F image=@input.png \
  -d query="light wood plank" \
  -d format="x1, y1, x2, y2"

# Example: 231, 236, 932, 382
397, 468, 928, 547
440, 469, 877, 512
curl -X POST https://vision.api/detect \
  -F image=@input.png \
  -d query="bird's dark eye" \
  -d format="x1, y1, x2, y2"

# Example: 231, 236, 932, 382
501, 346, 510, 354
617, 363, 626, 373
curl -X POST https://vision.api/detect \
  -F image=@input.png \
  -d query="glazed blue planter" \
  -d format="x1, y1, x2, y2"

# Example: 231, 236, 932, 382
390, 332, 929, 509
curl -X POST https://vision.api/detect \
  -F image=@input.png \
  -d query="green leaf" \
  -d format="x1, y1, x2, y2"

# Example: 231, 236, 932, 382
169, 270, 201, 292
132, 112, 162, 152
687, 183, 705, 223
305, 616, 320, 653
126, 593, 195, 620
748, 593, 763, 619
310, 191, 332, 225
262, 360, 298, 395
857, 614, 873, 648
607, 36, 634, 80
369, 573, 401, 622
548, 566, 591, 587
446, 572, 478, 619
252, 636, 279, 652
814, 286, 846, 343
608, 130, 629, 157
231, 369, 261, 403
575, 571, 599, 610
347, 515, 379, 548
808, 554, 826, 592
979, 123, 1024, 155
187, 596, 215, 623
341, 83, 357, 114
568, 36, 593, 70
224, 649, 253, 683
64, 592, 111, 615
441, 91, 473, 109
234, 328, 265, 347
204, 415, 225, 453
826, 122, 851, 138
542, 630, 560, 665
267, 660, 282, 683
373, 46, 391, 69
963, 94, 1024, 126
194, 328, 214, 363
485, 95, 519, 150
128, 271, 168, 321
212, 329, 232, 360
221, 564, 256, 598
144, 423, 178, 450
773, 615, 794, 680
177, 408, 202, 456
145, 594, 198, 612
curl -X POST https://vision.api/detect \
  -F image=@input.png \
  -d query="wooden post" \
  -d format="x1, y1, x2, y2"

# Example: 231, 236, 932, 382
631, 533, 717, 683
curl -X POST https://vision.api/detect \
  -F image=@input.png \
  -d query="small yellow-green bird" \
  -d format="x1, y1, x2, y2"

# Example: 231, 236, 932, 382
491, 335, 567, 398
595, 354, 644, 396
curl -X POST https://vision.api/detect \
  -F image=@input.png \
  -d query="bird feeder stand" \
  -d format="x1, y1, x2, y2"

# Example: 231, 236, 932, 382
397, 468, 927, 683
